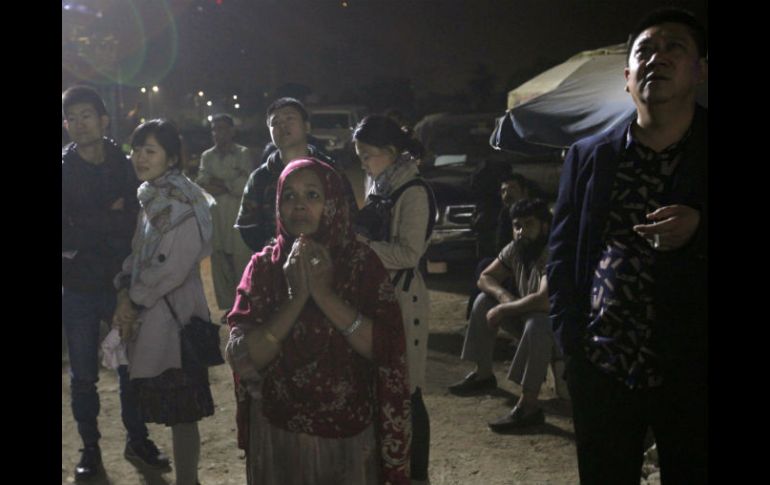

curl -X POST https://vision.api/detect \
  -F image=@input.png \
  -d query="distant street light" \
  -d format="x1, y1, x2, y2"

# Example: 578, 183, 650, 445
206, 100, 212, 107
234, 103, 240, 109
141, 86, 159, 117
233, 95, 238, 100
198, 91, 205, 97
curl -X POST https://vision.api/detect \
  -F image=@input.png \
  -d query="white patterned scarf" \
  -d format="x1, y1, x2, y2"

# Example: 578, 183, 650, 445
131, 168, 214, 285
371, 153, 415, 196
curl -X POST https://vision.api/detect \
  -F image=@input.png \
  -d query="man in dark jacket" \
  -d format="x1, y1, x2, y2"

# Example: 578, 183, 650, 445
62, 86, 169, 480
235, 97, 356, 252
546, 9, 707, 484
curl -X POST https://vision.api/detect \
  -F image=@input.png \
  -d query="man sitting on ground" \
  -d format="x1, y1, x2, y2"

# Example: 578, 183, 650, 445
449, 198, 566, 432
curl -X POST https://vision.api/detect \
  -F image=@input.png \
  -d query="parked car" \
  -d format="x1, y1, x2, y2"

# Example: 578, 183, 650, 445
308, 105, 368, 166
415, 112, 562, 265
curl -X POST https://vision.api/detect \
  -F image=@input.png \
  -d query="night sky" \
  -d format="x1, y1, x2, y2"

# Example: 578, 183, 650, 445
63, 0, 707, 119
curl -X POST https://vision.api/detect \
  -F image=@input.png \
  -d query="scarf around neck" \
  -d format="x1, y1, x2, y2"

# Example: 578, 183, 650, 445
371, 153, 416, 196
132, 169, 214, 285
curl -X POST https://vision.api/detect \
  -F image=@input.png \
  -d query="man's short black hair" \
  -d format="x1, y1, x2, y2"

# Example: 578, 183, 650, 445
626, 8, 707, 64
211, 113, 234, 127
510, 198, 551, 224
502, 172, 528, 189
62, 85, 108, 118
265, 97, 308, 122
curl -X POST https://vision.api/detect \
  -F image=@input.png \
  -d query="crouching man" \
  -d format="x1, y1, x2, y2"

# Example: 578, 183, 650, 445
449, 198, 566, 432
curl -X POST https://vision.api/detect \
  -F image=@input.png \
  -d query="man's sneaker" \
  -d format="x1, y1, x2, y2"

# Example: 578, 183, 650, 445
448, 371, 497, 396
124, 439, 171, 469
488, 406, 545, 433
74, 445, 102, 481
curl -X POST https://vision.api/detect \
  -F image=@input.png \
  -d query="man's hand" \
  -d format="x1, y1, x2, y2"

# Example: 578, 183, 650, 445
633, 204, 701, 252
486, 304, 506, 329
496, 289, 516, 304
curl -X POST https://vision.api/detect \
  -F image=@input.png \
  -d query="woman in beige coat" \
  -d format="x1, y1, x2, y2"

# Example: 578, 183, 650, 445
113, 119, 215, 485
353, 115, 436, 484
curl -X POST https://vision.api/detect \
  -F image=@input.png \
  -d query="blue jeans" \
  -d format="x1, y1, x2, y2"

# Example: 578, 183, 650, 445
62, 287, 148, 447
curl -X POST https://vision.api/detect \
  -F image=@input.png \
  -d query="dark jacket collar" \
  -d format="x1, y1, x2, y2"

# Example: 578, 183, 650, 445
587, 104, 708, 158
62, 137, 126, 166
265, 144, 334, 174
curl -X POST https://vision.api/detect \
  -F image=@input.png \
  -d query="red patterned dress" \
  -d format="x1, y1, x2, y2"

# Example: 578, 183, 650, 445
227, 158, 411, 485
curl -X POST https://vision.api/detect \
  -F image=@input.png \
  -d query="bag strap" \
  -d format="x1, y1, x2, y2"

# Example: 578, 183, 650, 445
389, 178, 437, 241
163, 295, 184, 330
386, 178, 438, 292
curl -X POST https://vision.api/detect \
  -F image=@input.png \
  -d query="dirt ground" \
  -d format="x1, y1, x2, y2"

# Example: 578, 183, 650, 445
62, 256, 661, 484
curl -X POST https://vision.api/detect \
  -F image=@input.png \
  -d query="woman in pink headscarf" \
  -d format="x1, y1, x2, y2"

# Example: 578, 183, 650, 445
226, 158, 411, 485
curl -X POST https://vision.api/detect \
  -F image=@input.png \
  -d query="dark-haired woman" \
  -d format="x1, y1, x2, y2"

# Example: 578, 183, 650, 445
353, 114, 434, 484
226, 158, 411, 484
112, 119, 215, 485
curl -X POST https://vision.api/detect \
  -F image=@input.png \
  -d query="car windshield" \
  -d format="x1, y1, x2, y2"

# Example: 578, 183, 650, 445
421, 120, 495, 162
311, 113, 351, 129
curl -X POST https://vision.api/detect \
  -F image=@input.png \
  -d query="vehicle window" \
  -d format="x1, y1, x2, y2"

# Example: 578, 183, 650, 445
434, 154, 467, 166
425, 124, 493, 157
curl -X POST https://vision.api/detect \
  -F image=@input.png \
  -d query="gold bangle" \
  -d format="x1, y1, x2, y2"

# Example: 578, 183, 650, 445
263, 329, 280, 346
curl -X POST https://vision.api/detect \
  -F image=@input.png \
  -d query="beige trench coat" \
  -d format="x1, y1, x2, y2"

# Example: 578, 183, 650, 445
366, 159, 431, 393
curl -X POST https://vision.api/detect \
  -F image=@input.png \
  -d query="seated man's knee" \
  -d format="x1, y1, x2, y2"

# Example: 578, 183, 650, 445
471, 292, 497, 315
522, 313, 553, 336
468, 292, 499, 331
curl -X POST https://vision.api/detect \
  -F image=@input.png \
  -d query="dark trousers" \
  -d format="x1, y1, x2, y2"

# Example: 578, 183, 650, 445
410, 387, 430, 480
567, 356, 707, 485
62, 287, 149, 447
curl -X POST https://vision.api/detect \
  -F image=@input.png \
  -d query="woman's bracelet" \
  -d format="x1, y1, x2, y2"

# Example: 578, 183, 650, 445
341, 312, 364, 337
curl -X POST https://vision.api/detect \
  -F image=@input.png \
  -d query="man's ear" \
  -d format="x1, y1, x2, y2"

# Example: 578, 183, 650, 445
624, 67, 631, 93
697, 58, 708, 84
100, 114, 110, 132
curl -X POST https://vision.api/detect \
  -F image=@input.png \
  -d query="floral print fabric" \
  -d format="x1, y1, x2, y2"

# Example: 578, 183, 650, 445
229, 158, 411, 484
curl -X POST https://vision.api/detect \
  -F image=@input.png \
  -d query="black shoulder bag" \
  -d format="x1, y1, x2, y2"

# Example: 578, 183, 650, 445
354, 178, 436, 243
163, 296, 225, 370
354, 178, 437, 291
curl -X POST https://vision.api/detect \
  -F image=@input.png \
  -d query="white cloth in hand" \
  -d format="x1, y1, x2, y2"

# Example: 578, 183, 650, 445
100, 328, 128, 369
